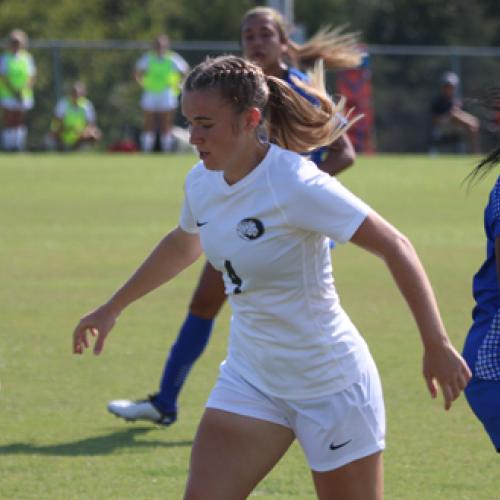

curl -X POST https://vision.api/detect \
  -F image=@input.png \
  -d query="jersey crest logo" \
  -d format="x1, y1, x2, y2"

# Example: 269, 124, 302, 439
236, 218, 265, 240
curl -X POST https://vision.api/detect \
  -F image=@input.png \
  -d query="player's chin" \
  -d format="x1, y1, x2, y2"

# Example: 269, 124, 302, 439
201, 155, 221, 171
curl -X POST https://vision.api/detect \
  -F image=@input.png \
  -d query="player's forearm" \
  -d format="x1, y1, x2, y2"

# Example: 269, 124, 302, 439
319, 135, 356, 176
319, 151, 354, 176
107, 227, 202, 315
134, 71, 144, 86
383, 235, 450, 349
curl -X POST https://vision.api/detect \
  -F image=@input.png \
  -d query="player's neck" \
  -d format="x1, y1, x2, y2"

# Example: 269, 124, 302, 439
223, 142, 269, 186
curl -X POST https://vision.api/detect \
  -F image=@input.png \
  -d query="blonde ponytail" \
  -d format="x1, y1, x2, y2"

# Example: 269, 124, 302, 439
266, 60, 361, 152
184, 55, 360, 154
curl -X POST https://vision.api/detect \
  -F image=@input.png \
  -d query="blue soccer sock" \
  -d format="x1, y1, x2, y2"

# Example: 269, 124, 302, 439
152, 313, 214, 414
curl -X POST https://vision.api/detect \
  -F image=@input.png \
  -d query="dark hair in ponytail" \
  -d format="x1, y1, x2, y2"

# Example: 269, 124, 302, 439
466, 87, 500, 185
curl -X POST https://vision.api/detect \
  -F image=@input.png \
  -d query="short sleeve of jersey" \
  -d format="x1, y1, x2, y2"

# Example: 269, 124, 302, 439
85, 101, 96, 123
178, 163, 205, 234
491, 176, 500, 238
272, 154, 371, 243
0, 55, 6, 75
54, 98, 67, 118
27, 53, 36, 76
170, 52, 189, 74
135, 53, 149, 72
179, 195, 198, 234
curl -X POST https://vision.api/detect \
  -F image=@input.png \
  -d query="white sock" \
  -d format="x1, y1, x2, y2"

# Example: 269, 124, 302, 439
160, 133, 175, 152
2, 128, 15, 150
141, 131, 155, 152
15, 126, 27, 151
2, 129, 9, 149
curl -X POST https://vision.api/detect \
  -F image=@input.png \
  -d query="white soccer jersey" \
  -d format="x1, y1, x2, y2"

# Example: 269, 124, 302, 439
180, 144, 372, 399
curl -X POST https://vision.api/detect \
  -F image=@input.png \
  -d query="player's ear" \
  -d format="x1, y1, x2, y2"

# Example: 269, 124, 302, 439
244, 107, 262, 131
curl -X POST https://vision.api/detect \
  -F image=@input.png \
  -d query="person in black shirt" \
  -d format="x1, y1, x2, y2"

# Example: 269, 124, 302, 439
430, 72, 480, 154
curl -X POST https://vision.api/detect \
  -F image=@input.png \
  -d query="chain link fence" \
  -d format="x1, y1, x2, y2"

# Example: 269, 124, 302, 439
18, 40, 500, 153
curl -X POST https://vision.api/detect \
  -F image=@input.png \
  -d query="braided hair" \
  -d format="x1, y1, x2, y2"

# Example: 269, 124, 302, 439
183, 55, 357, 153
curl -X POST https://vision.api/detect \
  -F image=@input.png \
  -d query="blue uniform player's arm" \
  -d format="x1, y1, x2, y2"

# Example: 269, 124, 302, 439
319, 133, 356, 176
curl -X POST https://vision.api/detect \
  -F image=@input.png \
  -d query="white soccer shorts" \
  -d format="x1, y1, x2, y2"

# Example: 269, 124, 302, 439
140, 89, 178, 112
206, 355, 386, 472
1, 96, 34, 111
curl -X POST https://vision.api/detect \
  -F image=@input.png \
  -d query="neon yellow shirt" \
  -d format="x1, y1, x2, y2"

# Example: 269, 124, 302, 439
142, 52, 182, 94
52, 97, 92, 146
0, 50, 34, 100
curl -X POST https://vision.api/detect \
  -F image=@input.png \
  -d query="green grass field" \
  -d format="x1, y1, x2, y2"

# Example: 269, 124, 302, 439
0, 152, 497, 499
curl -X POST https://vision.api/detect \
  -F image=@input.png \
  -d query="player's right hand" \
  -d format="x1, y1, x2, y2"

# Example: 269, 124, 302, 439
73, 303, 118, 356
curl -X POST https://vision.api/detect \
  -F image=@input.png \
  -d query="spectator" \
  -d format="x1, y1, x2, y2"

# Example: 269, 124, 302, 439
0, 29, 36, 152
134, 34, 189, 152
47, 81, 101, 151
430, 71, 480, 154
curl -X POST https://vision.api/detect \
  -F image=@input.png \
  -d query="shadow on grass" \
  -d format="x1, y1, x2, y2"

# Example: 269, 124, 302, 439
0, 427, 193, 456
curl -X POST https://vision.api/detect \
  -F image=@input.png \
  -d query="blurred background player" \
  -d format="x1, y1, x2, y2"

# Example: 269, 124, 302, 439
134, 34, 189, 152
107, 6, 364, 426
463, 87, 500, 452
430, 71, 480, 154
47, 81, 101, 151
0, 29, 36, 152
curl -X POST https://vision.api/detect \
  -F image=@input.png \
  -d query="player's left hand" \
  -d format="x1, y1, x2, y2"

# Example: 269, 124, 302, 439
422, 341, 472, 410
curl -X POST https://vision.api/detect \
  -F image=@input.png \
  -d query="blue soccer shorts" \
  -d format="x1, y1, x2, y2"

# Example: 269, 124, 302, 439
465, 376, 500, 452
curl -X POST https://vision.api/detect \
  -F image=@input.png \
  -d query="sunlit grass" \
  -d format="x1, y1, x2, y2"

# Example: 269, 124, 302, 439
0, 152, 495, 499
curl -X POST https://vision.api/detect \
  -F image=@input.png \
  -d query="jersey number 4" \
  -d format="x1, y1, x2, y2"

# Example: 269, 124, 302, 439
224, 260, 242, 294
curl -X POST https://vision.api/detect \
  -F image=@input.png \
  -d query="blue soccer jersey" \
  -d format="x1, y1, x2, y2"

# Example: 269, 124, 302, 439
284, 67, 328, 166
463, 175, 500, 379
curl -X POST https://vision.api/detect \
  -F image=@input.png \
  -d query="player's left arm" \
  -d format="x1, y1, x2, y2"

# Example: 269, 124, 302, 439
350, 210, 471, 410
318, 133, 356, 176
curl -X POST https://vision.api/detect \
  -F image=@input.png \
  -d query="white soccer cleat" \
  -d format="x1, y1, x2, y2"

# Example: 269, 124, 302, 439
107, 397, 177, 426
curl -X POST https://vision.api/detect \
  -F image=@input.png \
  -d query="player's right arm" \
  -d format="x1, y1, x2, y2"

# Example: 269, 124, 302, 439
134, 54, 148, 87
134, 68, 144, 87
73, 226, 202, 355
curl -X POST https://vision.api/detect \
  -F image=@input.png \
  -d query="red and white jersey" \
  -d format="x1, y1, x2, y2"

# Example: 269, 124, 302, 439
180, 144, 372, 399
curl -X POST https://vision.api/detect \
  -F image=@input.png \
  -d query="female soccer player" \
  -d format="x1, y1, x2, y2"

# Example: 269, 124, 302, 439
134, 34, 189, 152
48, 81, 101, 151
0, 29, 36, 152
463, 88, 500, 452
108, 6, 361, 426
74, 55, 470, 499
